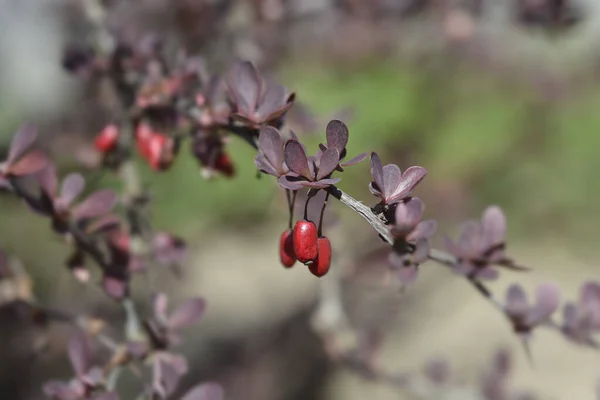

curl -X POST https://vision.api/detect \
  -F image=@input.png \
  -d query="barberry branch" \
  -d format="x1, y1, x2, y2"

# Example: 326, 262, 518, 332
325, 185, 504, 309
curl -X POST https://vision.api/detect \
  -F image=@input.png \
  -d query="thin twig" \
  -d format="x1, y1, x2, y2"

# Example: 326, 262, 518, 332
325, 185, 504, 309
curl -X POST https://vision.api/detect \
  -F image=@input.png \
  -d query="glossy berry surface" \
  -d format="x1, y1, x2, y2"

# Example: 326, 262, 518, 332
279, 229, 296, 268
293, 220, 318, 263
146, 134, 169, 170
94, 124, 119, 152
309, 237, 331, 277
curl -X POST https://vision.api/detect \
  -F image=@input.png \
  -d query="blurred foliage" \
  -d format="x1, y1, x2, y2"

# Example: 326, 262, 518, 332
4, 57, 600, 246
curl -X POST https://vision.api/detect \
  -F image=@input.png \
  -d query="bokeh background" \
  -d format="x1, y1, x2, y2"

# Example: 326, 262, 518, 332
2, 0, 600, 399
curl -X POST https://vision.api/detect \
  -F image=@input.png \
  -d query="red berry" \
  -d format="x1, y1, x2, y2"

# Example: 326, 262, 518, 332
94, 124, 119, 152
293, 220, 318, 264
279, 229, 296, 268
214, 152, 235, 177
135, 123, 154, 158
145, 134, 177, 171
309, 237, 331, 277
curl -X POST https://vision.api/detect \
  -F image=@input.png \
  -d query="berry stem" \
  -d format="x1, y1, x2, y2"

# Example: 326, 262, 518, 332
318, 191, 330, 237
286, 189, 297, 230
303, 192, 311, 221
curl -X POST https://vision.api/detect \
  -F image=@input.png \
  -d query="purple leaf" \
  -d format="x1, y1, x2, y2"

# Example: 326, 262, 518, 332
7, 150, 48, 176
301, 178, 340, 188
257, 83, 287, 119
263, 101, 294, 123
255, 156, 279, 177
316, 148, 340, 180
370, 152, 384, 194
168, 297, 206, 330
341, 152, 368, 167
381, 164, 402, 201
325, 120, 349, 154
68, 330, 91, 377
387, 166, 428, 204
85, 214, 122, 235
60, 173, 86, 207
443, 235, 467, 258
580, 282, 600, 328
181, 383, 225, 400
505, 284, 529, 316
284, 140, 311, 179
7, 123, 38, 165
230, 113, 256, 126
483, 206, 506, 247
278, 175, 305, 190
580, 281, 600, 307
37, 163, 58, 197
229, 61, 261, 115
73, 189, 118, 220
413, 238, 431, 263
407, 219, 437, 242
394, 197, 424, 230
477, 267, 500, 280
458, 220, 484, 255
258, 126, 283, 172
154, 293, 169, 323
153, 358, 183, 398
204, 75, 223, 105
528, 283, 560, 325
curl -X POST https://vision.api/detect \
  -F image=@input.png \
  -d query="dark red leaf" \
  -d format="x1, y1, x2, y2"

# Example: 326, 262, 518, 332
7, 123, 38, 165
505, 284, 529, 316
7, 150, 48, 176
73, 189, 118, 220
482, 205, 506, 247
386, 166, 427, 204
257, 83, 287, 119
229, 61, 261, 115
316, 148, 340, 180
325, 119, 349, 154
60, 173, 86, 207
407, 219, 437, 242
284, 140, 311, 178
278, 175, 305, 190
258, 126, 283, 173
168, 297, 206, 330
301, 178, 340, 188
370, 152, 384, 193
36, 163, 58, 198
68, 330, 91, 377
341, 152, 368, 166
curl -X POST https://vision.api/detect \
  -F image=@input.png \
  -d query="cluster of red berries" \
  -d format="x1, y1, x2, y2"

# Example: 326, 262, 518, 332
279, 220, 331, 277
94, 122, 179, 171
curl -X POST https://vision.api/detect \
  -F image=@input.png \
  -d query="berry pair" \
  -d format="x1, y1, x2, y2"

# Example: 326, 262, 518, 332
94, 123, 178, 171
279, 220, 331, 277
